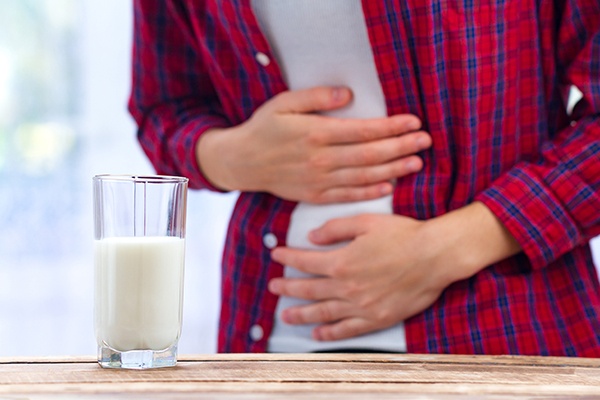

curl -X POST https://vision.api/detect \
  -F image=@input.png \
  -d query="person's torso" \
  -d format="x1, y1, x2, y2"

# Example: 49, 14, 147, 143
250, 0, 406, 353
176, 0, 597, 355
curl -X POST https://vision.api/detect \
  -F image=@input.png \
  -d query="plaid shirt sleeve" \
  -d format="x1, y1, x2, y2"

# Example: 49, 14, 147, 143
475, 0, 600, 270
128, 0, 230, 190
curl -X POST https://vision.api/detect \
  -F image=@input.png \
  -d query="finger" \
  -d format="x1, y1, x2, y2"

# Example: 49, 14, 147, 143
311, 155, 422, 206
319, 113, 422, 145
326, 155, 424, 188
321, 131, 431, 168
268, 277, 338, 301
313, 317, 375, 341
312, 181, 394, 204
271, 247, 337, 276
268, 87, 353, 114
307, 215, 371, 245
281, 300, 354, 325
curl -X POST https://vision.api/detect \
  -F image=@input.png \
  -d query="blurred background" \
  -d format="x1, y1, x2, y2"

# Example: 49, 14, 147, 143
0, 0, 236, 356
0, 1, 598, 357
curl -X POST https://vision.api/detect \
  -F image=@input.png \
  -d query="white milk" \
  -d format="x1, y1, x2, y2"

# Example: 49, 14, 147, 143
95, 236, 185, 351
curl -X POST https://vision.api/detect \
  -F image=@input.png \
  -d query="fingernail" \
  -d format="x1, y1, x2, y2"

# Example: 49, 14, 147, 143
308, 230, 322, 243
312, 328, 322, 341
282, 310, 293, 324
268, 280, 280, 293
271, 248, 281, 261
407, 118, 421, 131
406, 158, 421, 172
332, 87, 348, 103
416, 135, 431, 149
380, 183, 393, 195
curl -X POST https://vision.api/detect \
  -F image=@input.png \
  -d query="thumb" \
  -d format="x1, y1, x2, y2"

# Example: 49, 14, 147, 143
308, 215, 370, 245
269, 86, 352, 114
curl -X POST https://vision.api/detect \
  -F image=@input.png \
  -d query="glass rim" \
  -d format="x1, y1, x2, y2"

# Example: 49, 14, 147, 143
93, 174, 189, 184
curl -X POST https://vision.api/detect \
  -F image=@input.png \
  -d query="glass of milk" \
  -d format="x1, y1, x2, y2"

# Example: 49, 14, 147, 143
93, 174, 188, 369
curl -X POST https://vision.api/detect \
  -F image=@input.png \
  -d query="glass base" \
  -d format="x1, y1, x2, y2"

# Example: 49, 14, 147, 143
98, 344, 178, 369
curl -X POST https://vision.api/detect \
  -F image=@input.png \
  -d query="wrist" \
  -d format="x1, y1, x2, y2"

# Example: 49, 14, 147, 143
424, 202, 522, 284
195, 126, 240, 191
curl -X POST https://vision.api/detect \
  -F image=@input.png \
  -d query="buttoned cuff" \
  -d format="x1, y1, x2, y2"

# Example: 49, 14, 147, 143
174, 116, 230, 192
474, 166, 583, 270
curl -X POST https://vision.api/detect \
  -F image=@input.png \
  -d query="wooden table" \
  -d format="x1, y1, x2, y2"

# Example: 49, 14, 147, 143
1, 353, 599, 399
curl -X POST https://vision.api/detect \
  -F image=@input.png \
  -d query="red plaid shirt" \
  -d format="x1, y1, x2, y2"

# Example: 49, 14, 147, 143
129, 0, 600, 356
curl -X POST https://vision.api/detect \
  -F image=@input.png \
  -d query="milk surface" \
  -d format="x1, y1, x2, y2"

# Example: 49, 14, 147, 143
95, 236, 185, 351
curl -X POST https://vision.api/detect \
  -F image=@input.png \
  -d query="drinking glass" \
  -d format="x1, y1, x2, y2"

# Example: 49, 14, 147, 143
93, 174, 188, 369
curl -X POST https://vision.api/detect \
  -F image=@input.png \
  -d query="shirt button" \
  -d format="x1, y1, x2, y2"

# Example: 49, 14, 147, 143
255, 52, 271, 67
250, 324, 264, 342
263, 233, 278, 249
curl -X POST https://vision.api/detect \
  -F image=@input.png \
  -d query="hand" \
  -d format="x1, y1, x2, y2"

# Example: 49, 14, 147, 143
268, 213, 448, 341
197, 86, 432, 204
267, 203, 521, 341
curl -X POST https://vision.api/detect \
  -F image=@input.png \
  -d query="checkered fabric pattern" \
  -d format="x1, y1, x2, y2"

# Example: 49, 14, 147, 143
129, 0, 600, 356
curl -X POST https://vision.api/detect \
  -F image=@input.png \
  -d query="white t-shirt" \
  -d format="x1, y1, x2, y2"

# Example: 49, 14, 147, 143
251, 0, 407, 353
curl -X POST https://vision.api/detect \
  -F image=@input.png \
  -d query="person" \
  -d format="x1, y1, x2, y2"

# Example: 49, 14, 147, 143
129, 0, 600, 356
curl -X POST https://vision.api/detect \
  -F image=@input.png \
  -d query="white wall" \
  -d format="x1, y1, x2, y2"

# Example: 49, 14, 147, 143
0, 0, 233, 357
79, 0, 235, 355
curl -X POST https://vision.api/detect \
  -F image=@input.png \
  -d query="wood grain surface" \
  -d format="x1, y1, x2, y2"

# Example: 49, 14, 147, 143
0, 353, 599, 399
